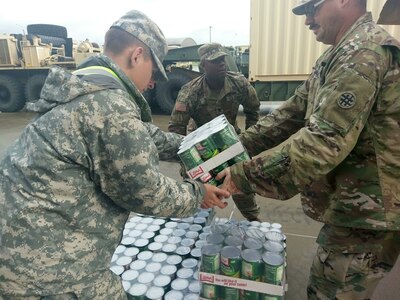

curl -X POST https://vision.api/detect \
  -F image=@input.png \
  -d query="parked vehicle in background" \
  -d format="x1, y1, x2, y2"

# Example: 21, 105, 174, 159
0, 24, 100, 112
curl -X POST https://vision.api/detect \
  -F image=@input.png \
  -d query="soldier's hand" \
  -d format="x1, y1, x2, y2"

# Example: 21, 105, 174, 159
201, 184, 230, 209
216, 167, 244, 195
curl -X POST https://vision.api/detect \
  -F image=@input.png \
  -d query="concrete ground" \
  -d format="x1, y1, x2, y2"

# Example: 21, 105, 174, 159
1, 111, 399, 300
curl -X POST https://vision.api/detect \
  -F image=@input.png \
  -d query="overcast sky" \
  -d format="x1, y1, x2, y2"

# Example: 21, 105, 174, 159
0, 0, 251, 47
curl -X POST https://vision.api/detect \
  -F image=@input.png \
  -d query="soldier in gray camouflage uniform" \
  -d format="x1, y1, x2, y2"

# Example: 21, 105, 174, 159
217, 0, 400, 298
0, 10, 230, 299
168, 43, 261, 221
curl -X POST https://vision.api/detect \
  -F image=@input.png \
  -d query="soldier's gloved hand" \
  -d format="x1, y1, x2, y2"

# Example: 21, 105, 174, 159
201, 184, 230, 209
216, 167, 244, 195
179, 162, 188, 178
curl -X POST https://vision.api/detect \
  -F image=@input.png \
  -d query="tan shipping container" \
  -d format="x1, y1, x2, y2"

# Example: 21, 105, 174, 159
249, 0, 400, 83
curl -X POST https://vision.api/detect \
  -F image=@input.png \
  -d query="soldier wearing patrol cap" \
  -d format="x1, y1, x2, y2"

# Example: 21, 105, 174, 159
168, 42, 261, 221
217, 0, 400, 298
0, 10, 230, 299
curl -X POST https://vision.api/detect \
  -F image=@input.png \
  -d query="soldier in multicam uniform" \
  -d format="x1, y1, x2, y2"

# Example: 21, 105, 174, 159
0, 10, 230, 299
217, 0, 400, 298
168, 43, 261, 221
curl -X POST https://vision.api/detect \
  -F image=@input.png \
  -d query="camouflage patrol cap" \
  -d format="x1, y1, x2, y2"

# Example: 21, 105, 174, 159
198, 43, 227, 61
292, 0, 319, 15
111, 10, 168, 81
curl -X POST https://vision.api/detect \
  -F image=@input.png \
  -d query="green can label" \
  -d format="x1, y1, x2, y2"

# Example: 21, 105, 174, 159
201, 283, 218, 300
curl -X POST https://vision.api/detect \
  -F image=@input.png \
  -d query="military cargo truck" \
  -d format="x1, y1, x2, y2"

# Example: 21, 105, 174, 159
0, 24, 100, 112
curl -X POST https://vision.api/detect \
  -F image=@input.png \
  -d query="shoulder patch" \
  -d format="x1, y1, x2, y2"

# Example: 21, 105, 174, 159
337, 92, 356, 109
175, 102, 187, 112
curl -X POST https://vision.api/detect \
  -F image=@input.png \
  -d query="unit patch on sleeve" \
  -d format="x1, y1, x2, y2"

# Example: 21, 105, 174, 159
337, 92, 356, 109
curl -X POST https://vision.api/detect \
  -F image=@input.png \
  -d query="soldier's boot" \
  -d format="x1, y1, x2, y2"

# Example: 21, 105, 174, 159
232, 193, 260, 222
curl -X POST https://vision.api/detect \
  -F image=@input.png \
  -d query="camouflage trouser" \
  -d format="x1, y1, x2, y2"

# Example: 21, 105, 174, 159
0, 271, 127, 300
232, 193, 260, 221
307, 228, 400, 300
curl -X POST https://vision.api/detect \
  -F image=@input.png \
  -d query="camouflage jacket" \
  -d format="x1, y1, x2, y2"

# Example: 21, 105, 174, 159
233, 13, 400, 231
0, 54, 204, 296
168, 72, 260, 135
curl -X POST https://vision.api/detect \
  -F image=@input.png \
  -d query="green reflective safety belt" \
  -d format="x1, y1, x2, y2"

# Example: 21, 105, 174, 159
73, 66, 121, 83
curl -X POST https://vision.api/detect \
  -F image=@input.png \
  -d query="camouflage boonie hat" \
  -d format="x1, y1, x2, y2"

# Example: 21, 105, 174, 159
111, 10, 168, 81
198, 43, 227, 61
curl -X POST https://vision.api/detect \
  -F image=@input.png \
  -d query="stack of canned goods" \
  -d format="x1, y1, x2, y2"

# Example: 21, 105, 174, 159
177, 114, 250, 186
199, 218, 287, 300
110, 208, 215, 299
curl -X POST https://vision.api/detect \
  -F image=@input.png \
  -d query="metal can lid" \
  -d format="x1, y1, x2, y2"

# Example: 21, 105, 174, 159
180, 238, 195, 248
109, 265, 124, 276
164, 290, 184, 300
244, 237, 263, 250
135, 223, 148, 231
265, 231, 285, 242
173, 229, 187, 237
121, 269, 139, 281
261, 222, 271, 228
123, 247, 139, 257
160, 228, 174, 236
162, 243, 177, 253
246, 228, 265, 240
129, 259, 146, 271
224, 235, 243, 248
129, 216, 143, 223
148, 242, 163, 252
134, 238, 149, 248
128, 229, 142, 238
271, 222, 282, 229
184, 293, 199, 300
241, 248, 262, 263
171, 278, 189, 291
111, 253, 118, 263
128, 283, 147, 296
141, 231, 156, 240
221, 245, 241, 259
190, 248, 202, 259
195, 240, 207, 249
161, 264, 178, 276
185, 231, 199, 240
154, 274, 171, 287
202, 226, 212, 233
154, 234, 169, 243
199, 233, 210, 240
188, 280, 201, 293
182, 258, 198, 269
193, 217, 206, 225
116, 256, 132, 266
147, 224, 161, 232
177, 222, 191, 230
142, 217, 155, 224
263, 240, 285, 253
120, 237, 135, 246
182, 216, 194, 223
177, 267, 194, 279
152, 218, 166, 226
124, 221, 137, 229
168, 236, 182, 245
121, 280, 131, 292
196, 211, 209, 219
145, 262, 162, 273
262, 251, 284, 266
165, 221, 178, 229
114, 245, 126, 254
206, 233, 225, 245
152, 252, 168, 263
146, 286, 164, 300
166, 254, 183, 265
211, 224, 229, 234
193, 271, 199, 280
201, 244, 221, 256
138, 272, 155, 284
137, 250, 153, 261
175, 246, 191, 256
189, 224, 203, 232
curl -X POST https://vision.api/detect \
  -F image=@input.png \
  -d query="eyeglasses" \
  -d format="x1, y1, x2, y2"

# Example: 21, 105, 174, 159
304, 0, 326, 17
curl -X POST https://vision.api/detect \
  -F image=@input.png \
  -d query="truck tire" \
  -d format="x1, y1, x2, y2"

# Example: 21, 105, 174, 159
155, 72, 191, 114
25, 74, 47, 102
0, 75, 25, 112
27, 24, 68, 39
